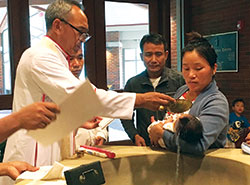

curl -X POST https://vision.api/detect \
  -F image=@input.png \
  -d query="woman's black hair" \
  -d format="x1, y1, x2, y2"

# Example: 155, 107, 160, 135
182, 32, 217, 68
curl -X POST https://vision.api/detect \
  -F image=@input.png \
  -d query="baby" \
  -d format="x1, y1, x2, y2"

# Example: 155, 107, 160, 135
148, 114, 203, 148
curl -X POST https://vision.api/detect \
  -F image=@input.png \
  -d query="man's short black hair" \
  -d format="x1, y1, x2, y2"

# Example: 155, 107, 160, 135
139, 33, 168, 53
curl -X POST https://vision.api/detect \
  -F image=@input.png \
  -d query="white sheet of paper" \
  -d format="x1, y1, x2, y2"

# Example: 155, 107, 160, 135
27, 80, 104, 146
16, 166, 53, 180
41, 161, 65, 180
16, 162, 70, 181
99, 117, 114, 129
16, 162, 71, 185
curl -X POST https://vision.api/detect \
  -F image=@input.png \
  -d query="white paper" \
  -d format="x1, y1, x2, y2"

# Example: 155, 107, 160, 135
42, 161, 65, 180
17, 166, 53, 180
21, 180, 66, 185
99, 117, 114, 129
27, 80, 104, 146
16, 162, 71, 181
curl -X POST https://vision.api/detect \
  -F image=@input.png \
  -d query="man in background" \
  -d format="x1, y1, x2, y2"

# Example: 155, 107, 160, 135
69, 48, 108, 147
121, 33, 185, 146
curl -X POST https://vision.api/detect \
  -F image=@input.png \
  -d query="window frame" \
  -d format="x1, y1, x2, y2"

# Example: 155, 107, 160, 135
83, 0, 171, 89
0, 0, 30, 109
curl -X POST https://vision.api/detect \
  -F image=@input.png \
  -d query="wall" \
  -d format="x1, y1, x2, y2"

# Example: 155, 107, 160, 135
191, 0, 250, 118
106, 31, 121, 90
170, 0, 250, 119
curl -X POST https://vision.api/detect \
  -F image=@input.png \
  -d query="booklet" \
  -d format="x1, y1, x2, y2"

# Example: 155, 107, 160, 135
27, 79, 104, 146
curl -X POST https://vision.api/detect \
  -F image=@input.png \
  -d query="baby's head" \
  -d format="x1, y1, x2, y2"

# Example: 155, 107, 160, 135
175, 114, 203, 144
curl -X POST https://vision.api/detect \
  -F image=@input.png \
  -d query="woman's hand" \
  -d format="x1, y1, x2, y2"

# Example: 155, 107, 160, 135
149, 124, 164, 146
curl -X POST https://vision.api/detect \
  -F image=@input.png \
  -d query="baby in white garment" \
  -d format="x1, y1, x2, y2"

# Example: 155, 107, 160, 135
148, 114, 203, 148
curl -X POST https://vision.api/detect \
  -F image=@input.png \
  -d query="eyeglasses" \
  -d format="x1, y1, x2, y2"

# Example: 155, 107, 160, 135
59, 19, 91, 43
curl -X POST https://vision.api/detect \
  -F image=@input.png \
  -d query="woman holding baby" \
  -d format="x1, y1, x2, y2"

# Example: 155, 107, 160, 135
149, 32, 229, 155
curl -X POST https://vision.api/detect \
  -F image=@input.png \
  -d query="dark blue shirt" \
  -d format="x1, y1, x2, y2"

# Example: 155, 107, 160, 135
229, 112, 250, 129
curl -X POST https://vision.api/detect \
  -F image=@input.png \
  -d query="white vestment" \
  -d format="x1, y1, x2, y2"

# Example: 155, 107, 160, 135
1, 36, 135, 185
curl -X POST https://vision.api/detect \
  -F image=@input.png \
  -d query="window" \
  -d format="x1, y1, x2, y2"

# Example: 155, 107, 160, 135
0, 0, 11, 155
105, 1, 149, 141
123, 48, 145, 84
105, 1, 148, 90
29, 4, 48, 46
0, 2, 11, 95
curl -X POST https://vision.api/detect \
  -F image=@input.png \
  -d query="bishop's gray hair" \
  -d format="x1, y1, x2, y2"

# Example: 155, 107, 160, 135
45, 0, 84, 31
